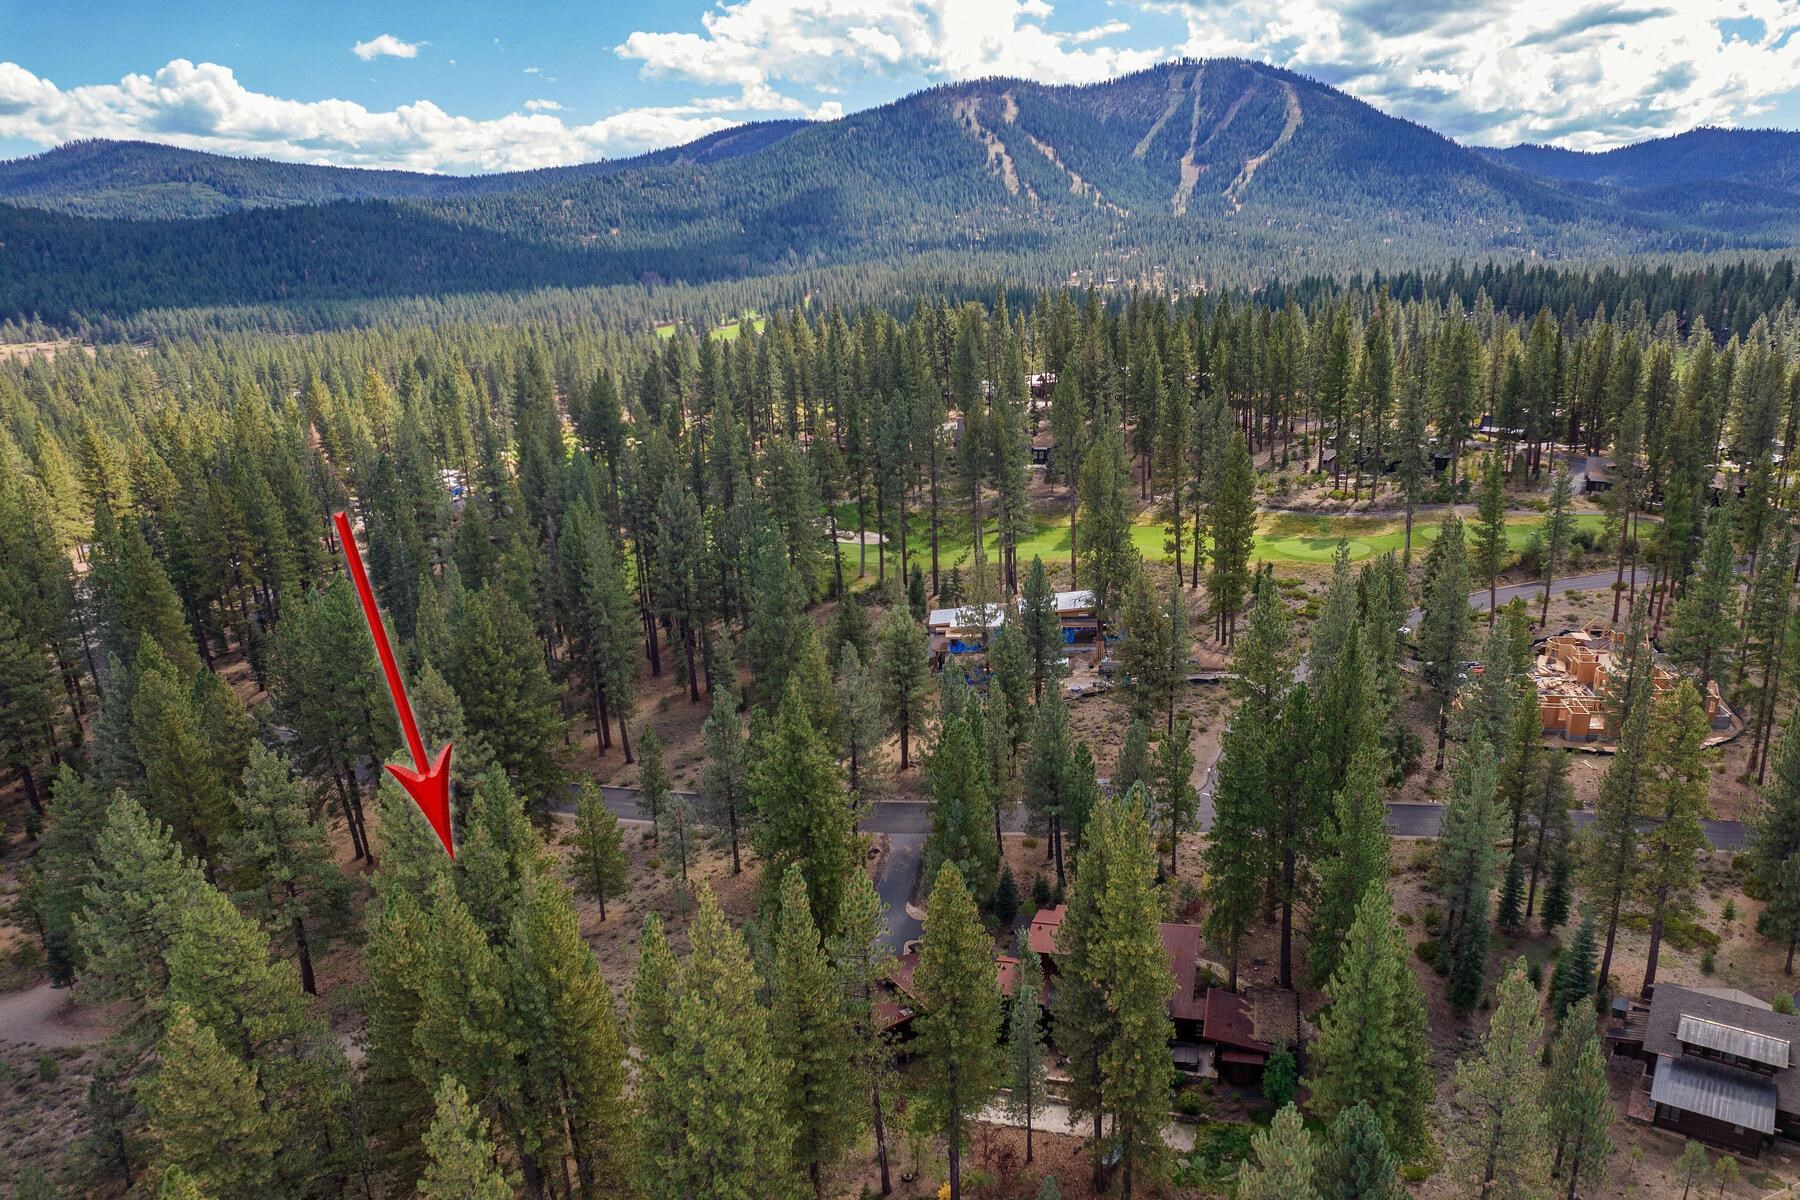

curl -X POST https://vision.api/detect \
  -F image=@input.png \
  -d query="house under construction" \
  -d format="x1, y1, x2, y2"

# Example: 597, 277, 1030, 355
1532, 622, 1735, 750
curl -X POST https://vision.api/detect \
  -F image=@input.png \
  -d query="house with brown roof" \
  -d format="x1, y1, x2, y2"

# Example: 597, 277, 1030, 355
1604, 984, 1800, 1155
1026, 906, 1296, 1084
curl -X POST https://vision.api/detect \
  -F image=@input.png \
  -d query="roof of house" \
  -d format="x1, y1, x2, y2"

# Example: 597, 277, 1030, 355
1651, 1054, 1778, 1134
1028, 905, 1066, 957
1201, 986, 1299, 1055
887, 950, 1020, 1005
1677, 1014, 1792, 1070
1643, 985, 1800, 1112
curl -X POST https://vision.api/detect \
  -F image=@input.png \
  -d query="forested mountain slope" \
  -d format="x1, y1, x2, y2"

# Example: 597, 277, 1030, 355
0, 60, 1789, 322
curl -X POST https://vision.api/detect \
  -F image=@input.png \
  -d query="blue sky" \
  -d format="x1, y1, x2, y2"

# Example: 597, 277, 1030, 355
4, 0, 1800, 172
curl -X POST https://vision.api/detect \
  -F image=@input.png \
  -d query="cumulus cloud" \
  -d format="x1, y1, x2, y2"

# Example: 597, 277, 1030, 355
615, 0, 1164, 97
523, 98, 562, 111
0, 59, 759, 172
351, 34, 420, 61
1147, 0, 1800, 148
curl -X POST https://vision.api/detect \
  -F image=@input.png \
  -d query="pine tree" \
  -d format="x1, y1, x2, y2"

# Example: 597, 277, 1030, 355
32, 767, 110, 985
1310, 745, 1390, 986
1587, 597, 1655, 989
0, 596, 60, 822
1020, 556, 1065, 701
830, 869, 899, 1193
1549, 910, 1599, 1022
1118, 563, 1172, 723
750, 678, 859, 939
1311, 887, 1432, 1158
1752, 721, 1800, 971
636, 724, 671, 840
1113, 718, 1151, 800
1418, 511, 1472, 767
1077, 415, 1136, 624
140, 1007, 280, 1200
568, 780, 629, 921
360, 885, 437, 1191
1309, 542, 1359, 682
223, 744, 349, 996
631, 913, 681, 1063
770, 866, 862, 1195
76, 795, 209, 1026
639, 884, 798, 1199
1440, 741, 1501, 1016
874, 607, 930, 770
155, 1166, 210, 1200
1096, 792, 1177, 1198
448, 580, 567, 807
1669, 505, 1739, 694
1236, 1104, 1318, 1200
1547, 1017, 1613, 1199
834, 643, 884, 796
1317, 1102, 1406, 1200
418, 1076, 515, 1200
1471, 457, 1508, 625
1675, 1140, 1710, 1200
1209, 431, 1258, 643
1023, 687, 1079, 885
130, 641, 238, 869
913, 863, 1002, 1200
925, 714, 999, 904
1539, 469, 1576, 626
1006, 939, 1048, 1164
1636, 680, 1714, 997
1448, 958, 1550, 1200
1151, 716, 1198, 878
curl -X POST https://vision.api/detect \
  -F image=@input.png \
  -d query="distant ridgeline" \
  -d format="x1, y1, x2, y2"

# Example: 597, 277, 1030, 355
6, 60, 1800, 328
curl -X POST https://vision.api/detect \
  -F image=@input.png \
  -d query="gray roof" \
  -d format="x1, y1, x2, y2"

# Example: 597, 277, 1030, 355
1677, 1014, 1791, 1069
1643, 985, 1800, 1114
1651, 1055, 1777, 1134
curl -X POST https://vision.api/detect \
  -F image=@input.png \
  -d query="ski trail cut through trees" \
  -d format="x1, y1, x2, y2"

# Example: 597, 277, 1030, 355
1225, 81, 1302, 209
955, 96, 1030, 200
1135, 68, 1198, 159
1176, 71, 1257, 215
1024, 132, 1130, 217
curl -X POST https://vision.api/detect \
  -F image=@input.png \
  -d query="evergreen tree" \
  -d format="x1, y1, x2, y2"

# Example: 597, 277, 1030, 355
1310, 745, 1390, 986
1418, 511, 1472, 768
1636, 680, 1714, 997
1547, 1017, 1613, 1199
1675, 1140, 1710, 1200
1311, 887, 1432, 1158
1236, 1104, 1318, 1200
874, 607, 929, 770
913, 862, 1002, 1200
1669, 505, 1739, 695
1549, 910, 1599, 1021
1539, 464, 1577, 626
834, 643, 884, 796
418, 1076, 515, 1200
1019, 556, 1065, 701
1112, 718, 1151, 800
1118, 563, 1172, 723
568, 780, 629, 921
1448, 958, 1550, 1200
769, 865, 862, 1195
223, 744, 349, 996
32, 767, 110, 985
638, 885, 798, 1199
1439, 741, 1501, 1016
1317, 1103, 1405, 1200
612, 711, 661, 828
130, 641, 239, 869
1023, 687, 1080, 885
750, 679, 859, 938
1752, 722, 1800, 972
1077, 415, 1136, 622
1150, 716, 1198, 878
925, 713, 999, 901
1005, 940, 1048, 1164
1209, 431, 1258, 643
448, 580, 567, 807
139, 1007, 280, 1200
1470, 457, 1508, 625
1586, 597, 1655, 989
830, 870, 899, 1196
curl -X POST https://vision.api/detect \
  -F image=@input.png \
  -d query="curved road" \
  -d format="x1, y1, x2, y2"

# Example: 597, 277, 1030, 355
562, 563, 1748, 948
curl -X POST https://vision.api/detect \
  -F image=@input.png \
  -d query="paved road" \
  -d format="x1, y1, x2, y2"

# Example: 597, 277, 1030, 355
563, 560, 1750, 948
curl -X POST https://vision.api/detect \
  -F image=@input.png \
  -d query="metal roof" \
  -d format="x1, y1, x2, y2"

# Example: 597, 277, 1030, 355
1651, 1055, 1778, 1134
1678, 1015, 1791, 1069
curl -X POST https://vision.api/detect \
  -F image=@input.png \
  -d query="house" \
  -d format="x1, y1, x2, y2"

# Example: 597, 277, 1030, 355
1577, 455, 1616, 495
1027, 906, 1296, 1083
880, 950, 1020, 1045
1053, 589, 1100, 645
1029, 372, 1058, 400
1031, 431, 1054, 467
1603, 984, 1800, 1155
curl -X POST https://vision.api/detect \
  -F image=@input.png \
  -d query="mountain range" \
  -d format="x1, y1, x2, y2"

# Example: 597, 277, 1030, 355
3, 58, 1798, 323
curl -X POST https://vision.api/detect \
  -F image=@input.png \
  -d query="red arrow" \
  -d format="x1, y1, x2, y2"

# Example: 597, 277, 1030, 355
333, 510, 455, 858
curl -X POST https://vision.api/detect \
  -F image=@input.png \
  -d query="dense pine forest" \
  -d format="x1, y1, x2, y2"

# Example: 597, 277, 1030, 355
6, 254, 1800, 1200
14, 61, 1800, 329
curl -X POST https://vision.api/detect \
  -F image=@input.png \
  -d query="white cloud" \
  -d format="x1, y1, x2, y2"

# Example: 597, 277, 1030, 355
351, 34, 420, 62
0, 59, 761, 172
523, 98, 562, 111
616, 0, 1164, 98
1146, 0, 1800, 148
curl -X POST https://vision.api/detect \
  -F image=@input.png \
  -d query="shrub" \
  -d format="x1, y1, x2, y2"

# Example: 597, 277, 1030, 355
1774, 994, 1797, 1016
1701, 949, 1716, 975
1176, 1089, 1210, 1117
1414, 938, 1440, 965
1421, 905, 1444, 934
1721, 897, 1739, 924
1031, 874, 1053, 909
36, 1055, 58, 1083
